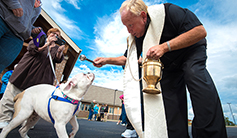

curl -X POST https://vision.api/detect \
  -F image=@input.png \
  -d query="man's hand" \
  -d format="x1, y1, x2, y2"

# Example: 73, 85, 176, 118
58, 45, 65, 53
47, 34, 57, 44
31, 27, 41, 34
138, 56, 143, 64
146, 25, 207, 60
12, 8, 23, 17
93, 57, 106, 68
56, 45, 65, 58
146, 44, 166, 60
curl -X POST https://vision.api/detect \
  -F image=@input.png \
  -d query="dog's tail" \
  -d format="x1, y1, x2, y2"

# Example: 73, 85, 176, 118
13, 91, 25, 119
13, 91, 24, 102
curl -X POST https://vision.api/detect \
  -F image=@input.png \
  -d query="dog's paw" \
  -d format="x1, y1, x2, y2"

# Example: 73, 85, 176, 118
69, 133, 74, 138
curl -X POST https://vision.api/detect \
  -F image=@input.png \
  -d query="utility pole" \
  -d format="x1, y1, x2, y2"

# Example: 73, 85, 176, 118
227, 102, 236, 125
113, 89, 118, 120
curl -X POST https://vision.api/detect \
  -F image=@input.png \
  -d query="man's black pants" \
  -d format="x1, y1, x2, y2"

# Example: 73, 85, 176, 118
161, 46, 227, 138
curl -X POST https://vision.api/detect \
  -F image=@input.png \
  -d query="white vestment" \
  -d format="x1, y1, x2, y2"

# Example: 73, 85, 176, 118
123, 4, 168, 138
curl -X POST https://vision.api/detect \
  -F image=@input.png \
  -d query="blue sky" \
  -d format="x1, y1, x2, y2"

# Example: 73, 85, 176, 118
41, 0, 237, 122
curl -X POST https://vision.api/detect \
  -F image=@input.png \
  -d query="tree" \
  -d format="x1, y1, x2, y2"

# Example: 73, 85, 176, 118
225, 116, 235, 126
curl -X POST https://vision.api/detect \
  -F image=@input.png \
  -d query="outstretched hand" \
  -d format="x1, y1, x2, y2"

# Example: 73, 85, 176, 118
93, 57, 106, 68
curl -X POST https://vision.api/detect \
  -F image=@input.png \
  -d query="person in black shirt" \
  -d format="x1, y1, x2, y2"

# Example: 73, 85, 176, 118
103, 104, 109, 122
93, 0, 227, 138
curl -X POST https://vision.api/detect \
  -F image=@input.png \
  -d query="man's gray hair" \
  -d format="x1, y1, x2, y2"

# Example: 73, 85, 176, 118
119, 0, 148, 16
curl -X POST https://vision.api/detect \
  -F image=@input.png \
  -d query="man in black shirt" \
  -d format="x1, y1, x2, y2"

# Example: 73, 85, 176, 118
93, 0, 227, 138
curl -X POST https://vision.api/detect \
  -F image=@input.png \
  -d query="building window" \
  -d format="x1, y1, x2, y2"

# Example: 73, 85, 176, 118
85, 105, 90, 111
80, 104, 85, 111
109, 107, 114, 113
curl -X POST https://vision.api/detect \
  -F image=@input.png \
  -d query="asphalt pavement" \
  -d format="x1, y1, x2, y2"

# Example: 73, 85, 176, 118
1, 118, 237, 138
1, 118, 126, 138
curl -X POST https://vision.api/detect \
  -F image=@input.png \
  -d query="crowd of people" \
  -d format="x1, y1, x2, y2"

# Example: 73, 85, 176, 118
88, 100, 109, 122
86, 96, 137, 137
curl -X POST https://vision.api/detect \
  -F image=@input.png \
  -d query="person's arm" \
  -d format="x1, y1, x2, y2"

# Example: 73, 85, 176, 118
37, 43, 48, 52
1, 71, 12, 84
37, 33, 58, 52
146, 25, 206, 59
164, 25, 206, 51
119, 94, 124, 100
2, 0, 23, 17
147, 4, 206, 60
93, 56, 127, 68
27, 40, 40, 55
30, 6, 41, 31
56, 45, 65, 59
2, 0, 21, 9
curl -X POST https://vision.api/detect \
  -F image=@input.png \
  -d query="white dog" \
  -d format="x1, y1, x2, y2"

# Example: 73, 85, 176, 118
0, 72, 95, 138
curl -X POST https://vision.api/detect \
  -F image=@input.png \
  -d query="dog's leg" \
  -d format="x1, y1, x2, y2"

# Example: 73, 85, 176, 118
18, 111, 40, 138
54, 122, 69, 138
68, 115, 79, 138
0, 109, 34, 138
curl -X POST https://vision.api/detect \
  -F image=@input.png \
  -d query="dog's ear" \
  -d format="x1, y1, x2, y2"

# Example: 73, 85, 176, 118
63, 78, 78, 91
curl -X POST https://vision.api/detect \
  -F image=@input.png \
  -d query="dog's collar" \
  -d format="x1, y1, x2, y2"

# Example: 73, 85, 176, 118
51, 86, 79, 105
61, 92, 80, 104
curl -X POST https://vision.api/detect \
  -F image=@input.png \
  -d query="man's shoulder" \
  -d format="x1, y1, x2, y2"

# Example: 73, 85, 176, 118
148, 3, 164, 8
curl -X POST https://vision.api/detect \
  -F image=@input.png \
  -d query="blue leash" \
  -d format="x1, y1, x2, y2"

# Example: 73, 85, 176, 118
47, 86, 80, 124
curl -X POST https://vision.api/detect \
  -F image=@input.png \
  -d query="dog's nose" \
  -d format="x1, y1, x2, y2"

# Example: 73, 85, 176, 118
87, 72, 95, 81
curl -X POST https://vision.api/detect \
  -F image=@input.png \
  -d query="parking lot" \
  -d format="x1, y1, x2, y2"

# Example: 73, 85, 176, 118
1, 118, 237, 138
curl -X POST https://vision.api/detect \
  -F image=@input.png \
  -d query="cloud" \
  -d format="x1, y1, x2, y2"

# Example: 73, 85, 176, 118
184, 0, 237, 121
41, 0, 83, 39
65, 0, 81, 9
94, 11, 129, 57
92, 68, 124, 91
144, 0, 165, 6
188, 107, 194, 119
222, 75, 237, 89
71, 64, 124, 91
89, 10, 134, 90
69, 4, 129, 91
223, 103, 237, 123
70, 64, 92, 76
204, 21, 237, 92
196, 1, 237, 113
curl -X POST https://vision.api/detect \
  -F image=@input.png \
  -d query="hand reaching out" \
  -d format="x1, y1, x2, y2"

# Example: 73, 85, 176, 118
93, 57, 106, 68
